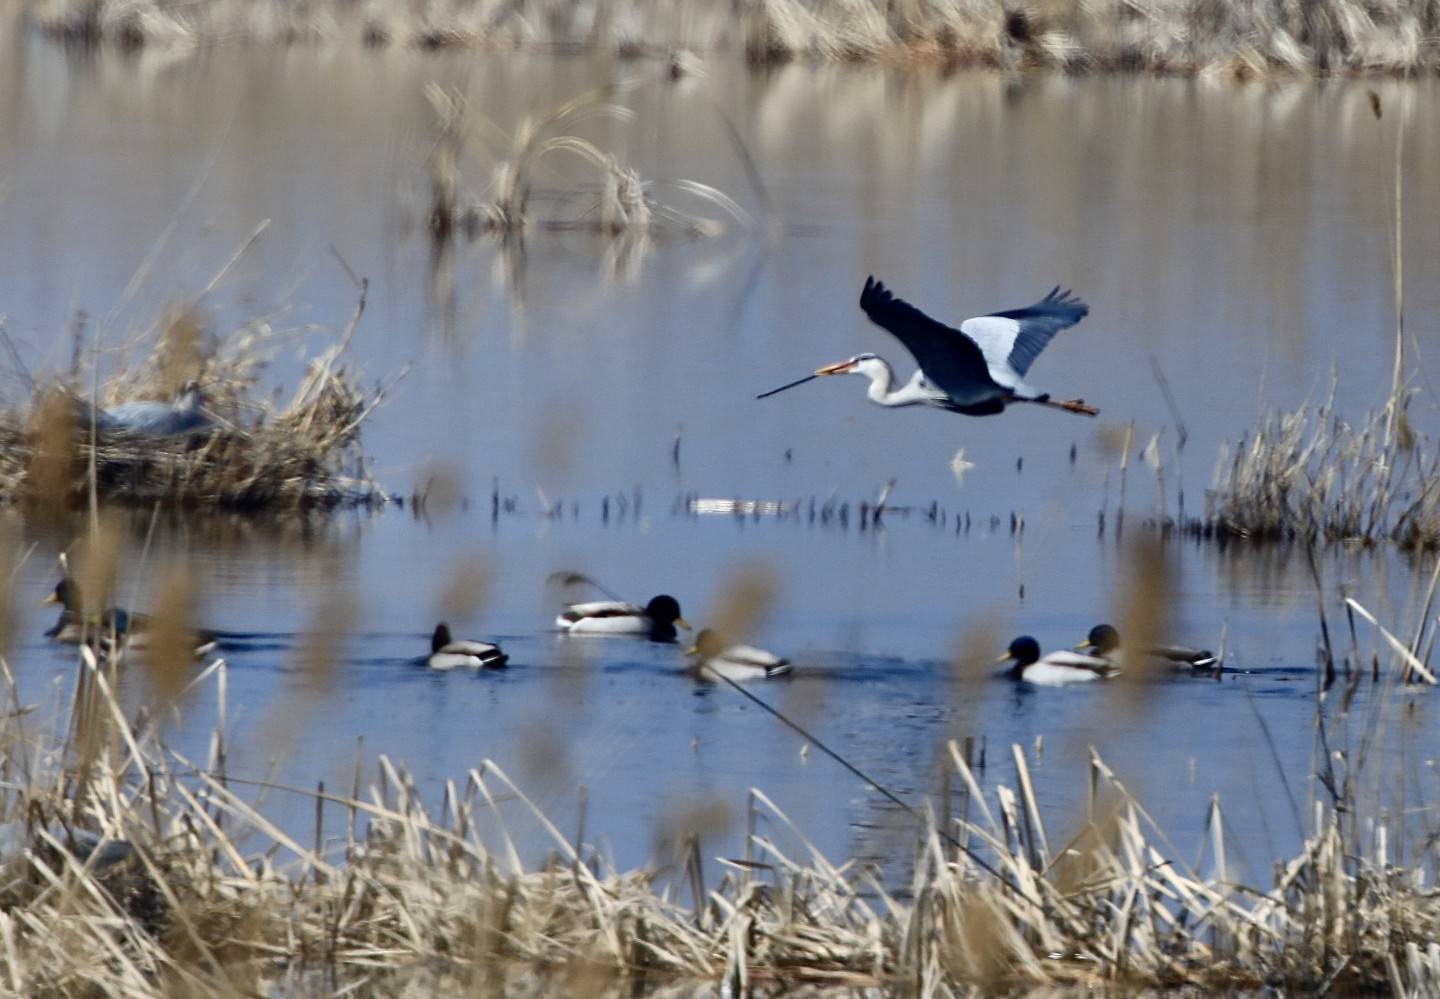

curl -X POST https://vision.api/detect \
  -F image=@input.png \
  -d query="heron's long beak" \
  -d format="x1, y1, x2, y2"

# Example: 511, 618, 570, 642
815, 359, 857, 376
42, 592, 59, 606
993, 651, 1013, 665
675, 617, 692, 632
1072, 639, 1090, 651
756, 373, 818, 400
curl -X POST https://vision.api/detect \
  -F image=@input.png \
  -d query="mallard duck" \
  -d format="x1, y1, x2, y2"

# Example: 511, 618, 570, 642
43, 577, 218, 657
427, 622, 507, 670
686, 628, 792, 681
1076, 623, 1218, 670
997, 635, 1119, 685
555, 594, 689, 642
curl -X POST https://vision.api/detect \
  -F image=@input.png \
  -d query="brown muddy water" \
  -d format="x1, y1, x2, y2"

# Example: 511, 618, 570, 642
2, 19, 1440, 878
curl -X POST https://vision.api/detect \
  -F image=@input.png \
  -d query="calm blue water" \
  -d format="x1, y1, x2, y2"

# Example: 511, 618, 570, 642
2, 29, 1439, 878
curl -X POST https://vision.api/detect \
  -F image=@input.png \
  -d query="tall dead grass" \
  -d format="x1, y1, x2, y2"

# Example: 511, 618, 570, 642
425, 82, 746, 241
1202, 381, 1440, 547
1201, 91, 1431, 548
3, 631, 1440, 993
30, 0, 1440, 75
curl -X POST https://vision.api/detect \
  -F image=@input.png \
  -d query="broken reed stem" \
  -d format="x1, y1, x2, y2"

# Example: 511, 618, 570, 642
1116, 421, 1133, 537
1384, 89, 1405, 449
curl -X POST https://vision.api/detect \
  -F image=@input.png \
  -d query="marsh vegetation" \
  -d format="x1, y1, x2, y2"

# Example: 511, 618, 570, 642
424, 82, 748, 242
0, 268, 391, 513
1, 15, 1439, 999
5, 619, 1440, 994
29, 0, 1440, 75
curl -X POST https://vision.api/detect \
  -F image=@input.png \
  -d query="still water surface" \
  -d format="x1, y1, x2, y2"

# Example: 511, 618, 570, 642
3, 26, 1440, 876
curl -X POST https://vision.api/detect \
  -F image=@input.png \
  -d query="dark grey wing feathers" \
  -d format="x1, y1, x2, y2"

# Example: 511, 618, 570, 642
989, 287, 1089, 377
858, 277, 993, 397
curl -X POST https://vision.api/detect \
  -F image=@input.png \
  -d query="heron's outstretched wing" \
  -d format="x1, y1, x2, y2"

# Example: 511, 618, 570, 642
858, 277, 993, 399
961, 287, 1089, 383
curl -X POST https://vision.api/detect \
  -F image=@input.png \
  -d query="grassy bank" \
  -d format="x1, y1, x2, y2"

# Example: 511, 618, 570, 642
3, 632, 1438, 996
29, 0, 1440, 76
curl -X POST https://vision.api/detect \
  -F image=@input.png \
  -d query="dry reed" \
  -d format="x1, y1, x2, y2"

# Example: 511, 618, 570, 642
1201, 381, 1440, 548
0, 281, 392, 514
1197, 91, 1427, 548
3, 630, 1439, 994
425, 83, 745, 241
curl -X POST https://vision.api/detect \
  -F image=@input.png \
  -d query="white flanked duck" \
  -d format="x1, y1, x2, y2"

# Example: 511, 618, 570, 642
998, 635, 1119, 685
686, 629, 792, 682
427, 623, 508, 670
1077, 623, 1218, 670
44, 577, 218, 657
555, 594, 689, 643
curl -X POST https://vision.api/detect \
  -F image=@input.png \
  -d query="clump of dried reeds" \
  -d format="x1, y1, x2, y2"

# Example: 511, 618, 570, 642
1202, 382, 1440, 547
6, 627, 1440, 994
0, 281, 391, 513
425, 83, 744, 241
1202, 93, 1430, 547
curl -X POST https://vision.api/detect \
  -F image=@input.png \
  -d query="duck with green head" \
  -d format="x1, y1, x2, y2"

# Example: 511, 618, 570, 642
1075, 623, 1218, 671
997, 635, 1119, 685
556, 593, 690, 643
686, 628, 792, 682
43, 577, 218, 657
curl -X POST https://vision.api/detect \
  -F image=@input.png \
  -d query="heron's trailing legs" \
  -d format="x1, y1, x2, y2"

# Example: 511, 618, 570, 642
1021, 397, 1100, 417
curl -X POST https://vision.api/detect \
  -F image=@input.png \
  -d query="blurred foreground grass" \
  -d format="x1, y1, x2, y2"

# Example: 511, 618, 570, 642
2, 602, 1439, 995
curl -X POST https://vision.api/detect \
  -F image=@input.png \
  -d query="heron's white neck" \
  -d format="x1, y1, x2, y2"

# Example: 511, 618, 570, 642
174, 386, 201, 413
852, 357, 930, 407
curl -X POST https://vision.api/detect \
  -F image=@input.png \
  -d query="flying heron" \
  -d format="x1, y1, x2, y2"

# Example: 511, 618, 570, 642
759, 276, 1099, 417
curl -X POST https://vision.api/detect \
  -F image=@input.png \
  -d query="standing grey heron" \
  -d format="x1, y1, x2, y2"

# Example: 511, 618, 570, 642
759, 276, 1099, 417
94, 380, 212, 436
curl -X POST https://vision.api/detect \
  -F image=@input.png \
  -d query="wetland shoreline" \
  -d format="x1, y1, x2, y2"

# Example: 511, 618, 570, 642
2, 17, 1439, 996
26, 0, 1440, 77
